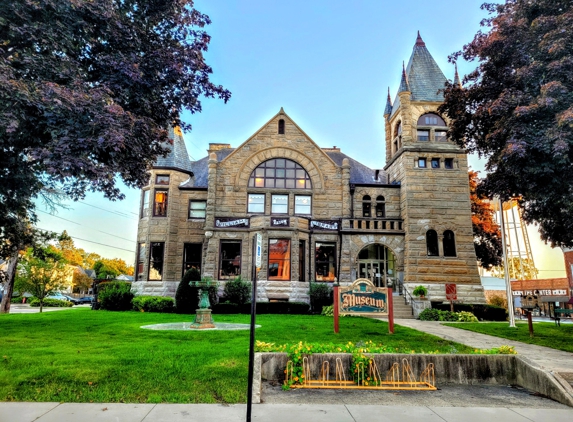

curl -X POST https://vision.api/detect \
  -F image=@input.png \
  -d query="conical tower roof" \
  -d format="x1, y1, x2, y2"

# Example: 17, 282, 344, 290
153, 126, 193, 174
384, 88, 393, 116
405, 32, 447, 101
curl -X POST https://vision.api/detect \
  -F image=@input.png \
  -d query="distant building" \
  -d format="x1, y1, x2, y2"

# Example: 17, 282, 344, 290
132, 34, 485, 304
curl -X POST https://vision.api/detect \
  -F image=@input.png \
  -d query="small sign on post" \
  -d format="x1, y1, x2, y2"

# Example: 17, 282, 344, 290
446, 283, 457, 312
335, 278, 394, 334
255, 232, 262, 269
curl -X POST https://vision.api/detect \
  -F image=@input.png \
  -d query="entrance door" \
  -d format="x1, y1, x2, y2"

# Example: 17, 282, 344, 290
358, 260, 383, 287
357, 244, 396, 288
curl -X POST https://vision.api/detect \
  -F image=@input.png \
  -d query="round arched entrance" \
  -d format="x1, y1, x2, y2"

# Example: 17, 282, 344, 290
357, 244, 396, 287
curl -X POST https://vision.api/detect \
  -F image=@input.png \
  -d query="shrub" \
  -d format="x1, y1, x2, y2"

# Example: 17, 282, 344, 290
29, 298, 73, 308
10, 297, 24, 304
412, 285, 428, 297
97, 281, 134, 311
211, 302, 241, 314
321, 305, 333, 316
487, 294, 507, 309
418, 308, 458, 321
223, 276, 251, 305
176, 268, 201, 314
432, 303, 508, 321
457, 311, 479, 322
132, 296, 174, 313
309, 282, 332, 313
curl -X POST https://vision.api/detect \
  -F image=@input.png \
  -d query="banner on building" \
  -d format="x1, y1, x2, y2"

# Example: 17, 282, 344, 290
310, 219, 339, 231
215, 217, 250, 228
271, 217, 290, 227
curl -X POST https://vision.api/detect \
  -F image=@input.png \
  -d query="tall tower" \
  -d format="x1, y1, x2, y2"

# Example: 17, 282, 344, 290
384, 33, 484, 303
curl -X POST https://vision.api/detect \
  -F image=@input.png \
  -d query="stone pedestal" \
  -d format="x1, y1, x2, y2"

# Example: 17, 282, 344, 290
190, 308, 215, 329
412, 298, 431, 319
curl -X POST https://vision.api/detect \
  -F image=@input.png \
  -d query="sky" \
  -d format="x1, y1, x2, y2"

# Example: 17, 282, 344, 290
35, 0, 567, 278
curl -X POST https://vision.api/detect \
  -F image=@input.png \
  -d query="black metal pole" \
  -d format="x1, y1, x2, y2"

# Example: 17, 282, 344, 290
246, 265, 257, 421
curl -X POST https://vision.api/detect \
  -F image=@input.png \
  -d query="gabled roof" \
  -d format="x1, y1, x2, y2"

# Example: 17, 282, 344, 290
390, 32, 448, 117
324, 150, 387, 184
153, 126, 194, 174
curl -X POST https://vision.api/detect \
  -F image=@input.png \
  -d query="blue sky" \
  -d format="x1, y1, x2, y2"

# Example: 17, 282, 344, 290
35, 0, 566, 277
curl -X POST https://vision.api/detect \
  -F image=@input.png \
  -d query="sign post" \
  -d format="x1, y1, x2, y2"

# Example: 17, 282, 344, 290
247, 233, 261, 422
333, 285, 339, 333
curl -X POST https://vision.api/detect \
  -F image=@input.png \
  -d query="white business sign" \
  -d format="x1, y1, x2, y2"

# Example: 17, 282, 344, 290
255, 233, 262, 268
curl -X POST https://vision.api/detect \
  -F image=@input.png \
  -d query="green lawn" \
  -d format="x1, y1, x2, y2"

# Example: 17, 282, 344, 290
442, 321, 573, 353
0, 308, 474, 403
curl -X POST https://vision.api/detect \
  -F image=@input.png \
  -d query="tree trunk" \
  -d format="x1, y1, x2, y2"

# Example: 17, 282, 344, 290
0, 250, 19, 314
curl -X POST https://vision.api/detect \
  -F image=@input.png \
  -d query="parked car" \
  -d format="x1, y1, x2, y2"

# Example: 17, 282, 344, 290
62, 295, 80, 305
46, 292, 70, 302
76, 296, 93, 305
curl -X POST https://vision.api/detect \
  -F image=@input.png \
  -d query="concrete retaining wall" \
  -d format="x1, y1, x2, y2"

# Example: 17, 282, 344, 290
255, 353, 573, 407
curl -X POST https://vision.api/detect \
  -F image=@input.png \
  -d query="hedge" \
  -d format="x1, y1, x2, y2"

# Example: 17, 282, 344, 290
29, 298, 73, 308
97, 281, 134, 311
431, 303, 507, 321
132, 296, 174, 313
211, 301, 310, 315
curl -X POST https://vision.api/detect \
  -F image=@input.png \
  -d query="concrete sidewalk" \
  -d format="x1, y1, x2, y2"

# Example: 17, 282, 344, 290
1, 402, 572, 422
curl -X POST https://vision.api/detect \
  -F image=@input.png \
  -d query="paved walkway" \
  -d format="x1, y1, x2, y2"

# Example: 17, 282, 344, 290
1, 402, 572, 422
393, 319, 573, 374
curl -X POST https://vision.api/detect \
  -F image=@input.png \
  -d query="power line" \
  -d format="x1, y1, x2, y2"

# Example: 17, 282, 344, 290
75, 201, 138, 220
37, 210, 135, 243
36, 227, 135, 253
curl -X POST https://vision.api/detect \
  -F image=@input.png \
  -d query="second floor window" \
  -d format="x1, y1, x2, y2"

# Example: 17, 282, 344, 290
362, 195, 371, 217
248, 193, 265, 213
271, 194, 288, 214
189, 200, 206, 219
153, 190, 168, 217
295, 195, 312, 215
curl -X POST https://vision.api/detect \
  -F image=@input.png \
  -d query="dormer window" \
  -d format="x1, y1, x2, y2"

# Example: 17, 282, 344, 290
278, 119, 285, 134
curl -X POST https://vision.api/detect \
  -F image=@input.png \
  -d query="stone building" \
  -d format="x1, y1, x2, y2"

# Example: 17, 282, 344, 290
132, 34, 485, 305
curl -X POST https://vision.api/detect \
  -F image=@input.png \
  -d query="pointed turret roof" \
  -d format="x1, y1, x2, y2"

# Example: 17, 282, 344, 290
453, 63, 462, 88
384, 88, 393, 116
389, 32, 448, 117
153, 126, 194, 174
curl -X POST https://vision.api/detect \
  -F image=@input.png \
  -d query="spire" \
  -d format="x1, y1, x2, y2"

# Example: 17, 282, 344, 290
398, 62, 410, 93
153, 126, 194, 174
454, 63, 462, 88
415, 30, 425, 47
384, 87, 393, 115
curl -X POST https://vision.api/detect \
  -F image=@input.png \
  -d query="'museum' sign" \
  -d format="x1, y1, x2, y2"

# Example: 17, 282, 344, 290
310, 219, 339, 231
215, 217, 250, 228
338, 278, 388, 316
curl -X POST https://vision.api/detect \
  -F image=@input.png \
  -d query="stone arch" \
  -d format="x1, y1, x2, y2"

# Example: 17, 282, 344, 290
234, 147, 324, 191
348, 235, 405, 271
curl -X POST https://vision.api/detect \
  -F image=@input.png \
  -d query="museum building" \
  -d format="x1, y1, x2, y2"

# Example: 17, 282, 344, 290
132, 34, 485, 304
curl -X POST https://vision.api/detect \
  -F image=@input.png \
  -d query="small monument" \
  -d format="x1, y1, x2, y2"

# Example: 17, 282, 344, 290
189, 278, 217, 329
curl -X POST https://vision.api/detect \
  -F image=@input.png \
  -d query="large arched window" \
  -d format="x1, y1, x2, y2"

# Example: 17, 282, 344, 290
362, 195, 371, 217
375, 196, 385, 218
443, 230, 456, 257
426, 230, 439, 256
417, 113, 446, 126
248, 159, 312, 189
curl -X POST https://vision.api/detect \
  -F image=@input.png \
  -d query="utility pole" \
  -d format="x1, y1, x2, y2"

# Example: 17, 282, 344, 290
498, 197, 516, 328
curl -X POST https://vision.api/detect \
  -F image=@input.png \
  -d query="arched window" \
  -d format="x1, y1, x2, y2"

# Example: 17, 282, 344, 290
426, 230, 439, 256
248, 159, 311, 189
443, 230, 456, 257
394, 121, 402, 138
362, 195, 371, 217
417, 113, 446, 126
375, 195, 385, 217
278, 119, 285, 134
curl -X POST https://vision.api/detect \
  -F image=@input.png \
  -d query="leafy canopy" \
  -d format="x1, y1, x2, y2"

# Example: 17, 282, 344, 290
439, 0, 573, 247
0, 0, 230, 246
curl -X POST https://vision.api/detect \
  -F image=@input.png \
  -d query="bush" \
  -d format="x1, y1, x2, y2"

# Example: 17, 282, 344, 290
432, 303, 508, 321
29, 298, 73, 308
11, 297, 24, 304
97, 281, 134, 311
487, 294, 507, 309
413, 285, 428, 297
418, 308, 458, 321
309, 282, 332, 313
211, 302, 241, 314
132, 296, 174, 313
223, 276, 251, 305
458, 311, 479, 322
176, 268, 201, 314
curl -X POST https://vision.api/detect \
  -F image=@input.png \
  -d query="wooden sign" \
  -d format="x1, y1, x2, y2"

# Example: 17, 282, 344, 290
445, 283, 457, 301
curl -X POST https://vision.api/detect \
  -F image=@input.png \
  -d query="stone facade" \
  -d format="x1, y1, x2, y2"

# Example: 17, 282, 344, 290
132, 35, 485, 304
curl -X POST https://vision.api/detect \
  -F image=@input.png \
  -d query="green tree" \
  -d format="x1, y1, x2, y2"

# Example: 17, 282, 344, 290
469, 171, 503, 269
93, 260, 120, 280
0, 0, 230, 265
18, 247, 67, 313
439, 0, 573, 248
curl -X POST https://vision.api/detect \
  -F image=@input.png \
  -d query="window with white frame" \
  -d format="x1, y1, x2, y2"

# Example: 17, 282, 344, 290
271, 194, 288, 214
247, 193, 265, 213
294, 195, 312, 215
188, 200, 206, 219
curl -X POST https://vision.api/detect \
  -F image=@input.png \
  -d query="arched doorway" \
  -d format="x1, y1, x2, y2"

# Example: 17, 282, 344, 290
357, 244, 396, 288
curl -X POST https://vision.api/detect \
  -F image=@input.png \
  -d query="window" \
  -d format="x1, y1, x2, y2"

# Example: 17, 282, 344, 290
189, 200, 206, 219
271, 194, 288, 214
219, 241, 241, 279
248, 159, 312, 189
155, 174, 170, 185
153, 190, 168, 217
268, 239, 290, 281
435, 130, 447, 142
443, 230, 456, 257
417, 130, 429, 141
141, 190, 150, 218
182, 243, 202, 277
148, 242, 165, 281
417, 113, 446, 126
426, 230, 439, 256
376, 196, 385, 217
294, 195, 312, 215
278, 119, 285, 134
299, 240, 306, 282
315, 243, 336, 282
247, 193, 265, 213
418, 158, 427, 168
444, 158, 454, 169
431, 158, 440, 169
362, 195, 371, 217
137, 243, 146, 280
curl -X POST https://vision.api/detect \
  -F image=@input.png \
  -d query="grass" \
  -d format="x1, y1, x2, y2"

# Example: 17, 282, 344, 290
442, 321, 573, 353
0, 308, 476, 403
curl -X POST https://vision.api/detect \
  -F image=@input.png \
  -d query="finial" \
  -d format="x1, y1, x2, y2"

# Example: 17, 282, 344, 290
279, 107, 285, 114
398, 62, 410, 93
415, 31, 426, 47
384, 87, 393, 116
454, 63, 462, 88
